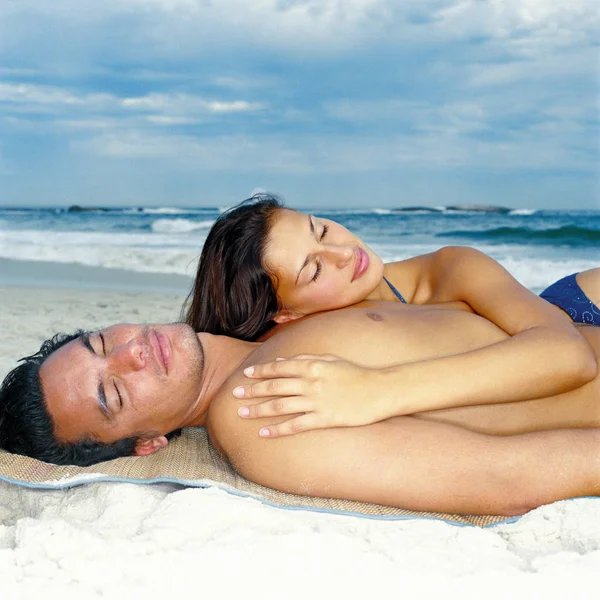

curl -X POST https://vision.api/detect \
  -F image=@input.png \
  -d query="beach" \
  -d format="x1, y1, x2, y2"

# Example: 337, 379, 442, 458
1, 261, 599, 598
2, 0, 598, 592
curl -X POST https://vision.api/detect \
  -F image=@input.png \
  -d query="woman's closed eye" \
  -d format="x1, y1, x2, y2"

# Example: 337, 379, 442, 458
311, 223, 328, 282
99, 332, 106, 355
312, 261, 322, 282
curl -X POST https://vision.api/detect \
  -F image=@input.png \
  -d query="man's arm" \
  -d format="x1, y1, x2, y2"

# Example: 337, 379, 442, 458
216, 413, 600, 517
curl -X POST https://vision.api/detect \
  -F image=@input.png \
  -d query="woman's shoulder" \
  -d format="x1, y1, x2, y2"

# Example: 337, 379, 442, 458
382, 254, 434, 303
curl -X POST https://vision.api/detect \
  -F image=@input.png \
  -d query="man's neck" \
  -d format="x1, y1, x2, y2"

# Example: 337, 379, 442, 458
183, 333, 259, 427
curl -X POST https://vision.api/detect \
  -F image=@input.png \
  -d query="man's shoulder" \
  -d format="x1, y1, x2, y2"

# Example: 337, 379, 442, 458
206, 401, 442, 512
205, 302, 392, 464
263, 302, 389, 338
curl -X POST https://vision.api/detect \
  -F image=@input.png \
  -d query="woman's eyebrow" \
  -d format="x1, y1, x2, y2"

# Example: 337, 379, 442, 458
296, 257, 310, 284
295, 215, 314, 284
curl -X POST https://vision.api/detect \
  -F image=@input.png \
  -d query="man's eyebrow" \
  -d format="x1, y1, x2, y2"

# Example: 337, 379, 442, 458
79, 332, 111, 420
81, 332, 95, 355
97, 383, 111, 420
295, 215, 314, 284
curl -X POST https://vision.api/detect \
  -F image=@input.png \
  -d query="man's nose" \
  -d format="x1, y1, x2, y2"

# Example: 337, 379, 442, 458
322, 244, 355, 267
109, 339, 146, 372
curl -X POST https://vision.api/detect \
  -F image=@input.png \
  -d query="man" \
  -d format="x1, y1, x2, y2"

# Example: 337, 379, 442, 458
1, 301, 600, 516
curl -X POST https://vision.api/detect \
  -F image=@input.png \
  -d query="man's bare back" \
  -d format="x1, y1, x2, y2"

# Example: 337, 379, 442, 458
206, 302, 600, 515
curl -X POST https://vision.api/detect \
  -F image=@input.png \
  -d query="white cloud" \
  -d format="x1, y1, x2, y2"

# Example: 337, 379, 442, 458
145, 115, 198, 125
72, 131, 312, 172
121, 94, 264, 113
0, 83, 121, 118
466, 43, 597, 88
121, 95, 166, 110
325, 99, 488, 135
59, 118, 119, 130
0, 67, 41, 77
434, 0, 598, 40
1, 0, 597, 209
75, 131, 179, 159
211, 74, 279, 91
206, 100, 263, 113
71, 118, 596, 174
0, 83, 264, 123
0, 83, 87, 106
0, 0, 389, 56
1, 0, 597, 58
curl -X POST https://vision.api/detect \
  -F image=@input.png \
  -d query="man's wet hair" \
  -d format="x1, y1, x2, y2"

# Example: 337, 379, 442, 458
0, 331, 181, 467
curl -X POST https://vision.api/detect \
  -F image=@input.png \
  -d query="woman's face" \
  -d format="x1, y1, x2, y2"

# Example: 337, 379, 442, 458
263, 209, 384, 321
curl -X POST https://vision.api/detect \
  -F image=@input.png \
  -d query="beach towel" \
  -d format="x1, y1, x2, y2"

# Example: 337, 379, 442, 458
0, 426, 518, 528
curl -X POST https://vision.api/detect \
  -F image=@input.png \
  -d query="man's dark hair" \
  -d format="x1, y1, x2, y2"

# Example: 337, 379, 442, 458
184, 193, 283, 341
0, 331, 181, 467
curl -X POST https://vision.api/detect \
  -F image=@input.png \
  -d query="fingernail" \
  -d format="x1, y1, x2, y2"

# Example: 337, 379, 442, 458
259, 428, 270, 437
244, 366, 254, 376
232, 386, 245, 397
238, 407, 250, 417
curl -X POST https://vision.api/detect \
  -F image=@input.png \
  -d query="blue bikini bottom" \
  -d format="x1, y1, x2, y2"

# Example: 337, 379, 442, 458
540, 273, 600, 326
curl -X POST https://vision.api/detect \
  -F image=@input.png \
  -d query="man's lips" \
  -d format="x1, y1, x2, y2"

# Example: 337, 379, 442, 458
352, 247, 369, 281
150, 329, 170, 374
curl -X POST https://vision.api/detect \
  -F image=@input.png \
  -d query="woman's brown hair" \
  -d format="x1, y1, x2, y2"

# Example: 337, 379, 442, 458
184, 194, 283, 341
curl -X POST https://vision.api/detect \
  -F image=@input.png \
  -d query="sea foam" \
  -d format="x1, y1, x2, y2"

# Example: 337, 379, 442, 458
151, 219, 215, 234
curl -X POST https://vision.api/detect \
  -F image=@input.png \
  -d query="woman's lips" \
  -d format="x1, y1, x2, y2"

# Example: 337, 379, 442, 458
150, 329, 171, 374
352, 247, 369, 281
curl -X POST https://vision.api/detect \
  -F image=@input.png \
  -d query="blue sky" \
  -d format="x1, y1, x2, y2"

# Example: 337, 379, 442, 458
0, 0, 598, 209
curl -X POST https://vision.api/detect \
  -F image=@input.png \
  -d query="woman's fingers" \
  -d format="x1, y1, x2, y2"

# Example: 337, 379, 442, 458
243, 355, 341, 379
233, 378, 303, 399
231, 356, 378, 437
243, 359, 307, 379
257, 414, 323, 438
287, 354, 339, 362
234, 354, 357, 436
237, 397, 309, 419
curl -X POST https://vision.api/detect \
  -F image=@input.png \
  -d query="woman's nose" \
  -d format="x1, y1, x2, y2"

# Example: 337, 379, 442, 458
109, 339, 146, 372
322, 244, 354, 267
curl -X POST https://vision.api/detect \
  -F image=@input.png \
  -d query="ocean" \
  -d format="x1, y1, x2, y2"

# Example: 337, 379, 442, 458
0, 205, 598, 294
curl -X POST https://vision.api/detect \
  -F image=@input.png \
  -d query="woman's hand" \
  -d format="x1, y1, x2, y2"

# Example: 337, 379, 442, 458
232, 354, 392, 438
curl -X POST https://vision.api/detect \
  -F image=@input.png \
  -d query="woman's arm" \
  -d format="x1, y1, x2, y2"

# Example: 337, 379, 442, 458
389, 245, 597, 393
233, 247, 597, 437
382, 246, 597, 405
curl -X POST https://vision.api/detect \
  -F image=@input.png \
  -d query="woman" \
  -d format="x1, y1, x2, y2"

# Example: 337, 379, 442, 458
185, 195, 599, 437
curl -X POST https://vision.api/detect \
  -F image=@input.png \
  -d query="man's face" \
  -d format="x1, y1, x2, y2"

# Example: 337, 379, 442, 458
40, 323, 204, 446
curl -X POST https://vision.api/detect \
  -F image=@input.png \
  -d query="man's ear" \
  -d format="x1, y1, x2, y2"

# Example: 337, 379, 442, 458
134, 435, 169, 457
273, 310, 302, 324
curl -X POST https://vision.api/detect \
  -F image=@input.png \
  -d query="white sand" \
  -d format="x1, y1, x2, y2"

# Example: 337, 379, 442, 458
1, 274, 599, 599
